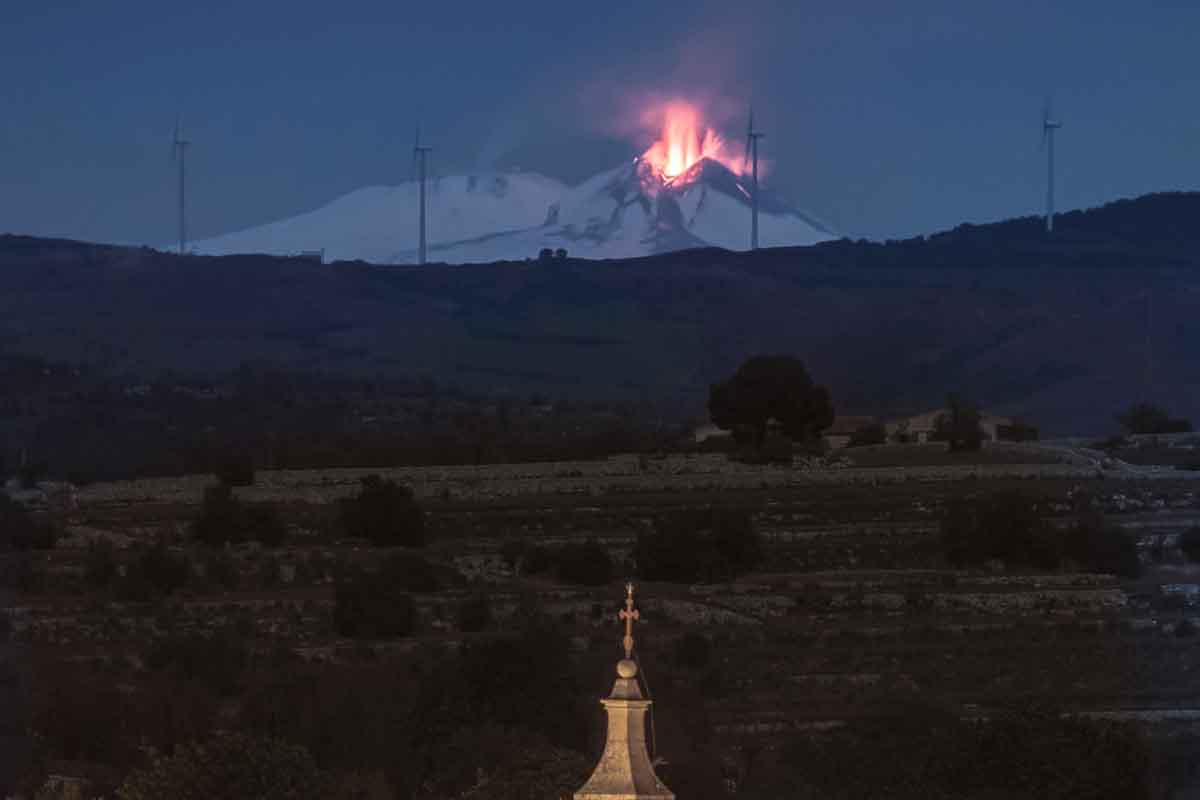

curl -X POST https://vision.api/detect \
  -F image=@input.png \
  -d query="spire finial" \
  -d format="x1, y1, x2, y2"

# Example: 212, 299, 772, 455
619, 582, 640, 660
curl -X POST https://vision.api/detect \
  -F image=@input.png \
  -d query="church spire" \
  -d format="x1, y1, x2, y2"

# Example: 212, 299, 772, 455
575, 584, 674, 800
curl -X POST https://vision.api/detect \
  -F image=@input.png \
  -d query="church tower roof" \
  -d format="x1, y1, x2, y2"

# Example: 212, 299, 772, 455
575, 583, 675, 800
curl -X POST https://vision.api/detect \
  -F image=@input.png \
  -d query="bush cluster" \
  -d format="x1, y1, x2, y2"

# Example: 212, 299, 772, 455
115, 541, 191, 601
634, 508, 763, 583
1179, 526, 1200, 563
339, 475, 425, 547
0, 495, 57, 551
333, 568, 416, 639
377, 552, 444, 593
502, 539, 614, 586
457, 592, 493, 633
145, 630, 249, 696
193, 484, 287, 548
940, 492, 1139, 577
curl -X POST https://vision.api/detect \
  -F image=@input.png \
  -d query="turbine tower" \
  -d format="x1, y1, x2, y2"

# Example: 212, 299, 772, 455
743, 109, 764, 250
171, 118, 191, 255
412, 126, 433, 265
1042, 100, 1062, 234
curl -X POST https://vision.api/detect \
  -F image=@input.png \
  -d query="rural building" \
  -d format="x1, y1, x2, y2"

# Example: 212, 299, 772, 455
692, 423, 732, 444
822, 415, 879, 449
886, 409, 1023, 444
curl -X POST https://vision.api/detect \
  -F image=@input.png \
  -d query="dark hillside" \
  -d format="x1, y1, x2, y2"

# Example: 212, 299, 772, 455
2, 192, 1198, 436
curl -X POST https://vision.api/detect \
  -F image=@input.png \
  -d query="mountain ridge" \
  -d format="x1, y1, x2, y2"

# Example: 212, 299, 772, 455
190, 158, 834, 264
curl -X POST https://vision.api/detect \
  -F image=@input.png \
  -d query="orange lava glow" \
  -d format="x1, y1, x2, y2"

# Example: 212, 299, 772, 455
640, 101, 742, 182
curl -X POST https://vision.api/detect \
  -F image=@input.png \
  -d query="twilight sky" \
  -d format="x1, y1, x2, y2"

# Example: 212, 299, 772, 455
2, 0, 1199, 246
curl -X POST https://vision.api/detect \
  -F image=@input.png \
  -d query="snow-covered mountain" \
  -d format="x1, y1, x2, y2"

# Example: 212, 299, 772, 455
191, 159, 835, 264
192, 172, 567, 264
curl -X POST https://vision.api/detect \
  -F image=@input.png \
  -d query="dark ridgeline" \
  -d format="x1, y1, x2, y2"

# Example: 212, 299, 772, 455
0, 192, 1198, 442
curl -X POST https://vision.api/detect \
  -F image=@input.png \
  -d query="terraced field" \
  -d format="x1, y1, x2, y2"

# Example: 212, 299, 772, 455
7, 453, 1200, 795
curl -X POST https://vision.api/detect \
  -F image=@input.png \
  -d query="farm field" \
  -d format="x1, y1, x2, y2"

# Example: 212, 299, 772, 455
6, 452, 1200, 796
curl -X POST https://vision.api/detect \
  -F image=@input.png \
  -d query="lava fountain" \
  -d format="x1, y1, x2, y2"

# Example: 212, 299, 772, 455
639, 101, 745, 184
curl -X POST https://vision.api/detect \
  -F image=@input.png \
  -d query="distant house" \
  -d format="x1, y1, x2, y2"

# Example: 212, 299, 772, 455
822, 415, 879, 450
886, 409, 1027, 444
297, 249, 325, 264
692, 423, 732, 444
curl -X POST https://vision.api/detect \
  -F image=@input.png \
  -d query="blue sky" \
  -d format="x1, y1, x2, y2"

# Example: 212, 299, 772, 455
2, 0, 1199, 245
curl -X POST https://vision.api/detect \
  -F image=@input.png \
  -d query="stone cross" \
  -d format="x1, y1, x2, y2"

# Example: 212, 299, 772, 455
619, 582, 640, 659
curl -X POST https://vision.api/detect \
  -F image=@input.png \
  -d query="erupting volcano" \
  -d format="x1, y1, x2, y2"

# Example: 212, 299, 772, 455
639, 101, 744, 183
192, 97, 834, 264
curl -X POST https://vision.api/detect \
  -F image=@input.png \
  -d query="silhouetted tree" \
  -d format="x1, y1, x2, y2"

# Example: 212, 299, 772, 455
1117, 402, 1193, 435
933, 393, 984, 452
709, 356, 834, 447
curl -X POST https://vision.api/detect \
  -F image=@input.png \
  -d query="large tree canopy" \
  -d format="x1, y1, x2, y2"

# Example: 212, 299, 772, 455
708, 356, 834, 446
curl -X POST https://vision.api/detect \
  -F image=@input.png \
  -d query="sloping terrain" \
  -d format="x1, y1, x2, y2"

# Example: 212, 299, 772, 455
2, 192, 1199, 435
7, 460, 1200, 795
190, 159, 833, 264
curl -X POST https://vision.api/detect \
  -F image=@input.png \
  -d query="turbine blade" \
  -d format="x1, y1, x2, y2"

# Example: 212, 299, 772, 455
411, 125, 420, 181
743, 108, 753, 169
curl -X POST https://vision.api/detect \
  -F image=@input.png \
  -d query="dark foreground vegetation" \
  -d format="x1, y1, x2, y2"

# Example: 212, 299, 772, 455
4, 462, 1199, 799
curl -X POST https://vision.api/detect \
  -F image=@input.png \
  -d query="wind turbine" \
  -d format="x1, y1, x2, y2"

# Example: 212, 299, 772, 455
171, 117, 191, 255
1042, 100, 1062, 234
412, 125, 433, 265
743, 109, 764, 250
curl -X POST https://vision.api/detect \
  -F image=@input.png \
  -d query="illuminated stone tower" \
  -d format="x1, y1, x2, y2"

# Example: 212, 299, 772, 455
575, 583, 674, 800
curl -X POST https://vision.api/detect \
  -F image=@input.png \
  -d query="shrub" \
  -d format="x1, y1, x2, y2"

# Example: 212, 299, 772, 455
244, 505, 287, 547
84, 539, 119, 588
635, 508, 763, 583
0, 495, 57, 551
215, 453, 256, 487
339, 475, 425, 547
500, 539, 526, 573
193, 484, 287, 548
333, 569, 416, 638
1064, 511, 1140, 578
116, 733, 327, 800
940, 492, 1061, 569
116, 541, 190, 602
1179, 527, 1200, 563
523, 544, 554, 576
202, 548, 240, 589
673, 632, 712, 670
457, 592, 493, 633
554, 540, 613, 586
378, 552, 442, 593
146, 630, 249, 696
